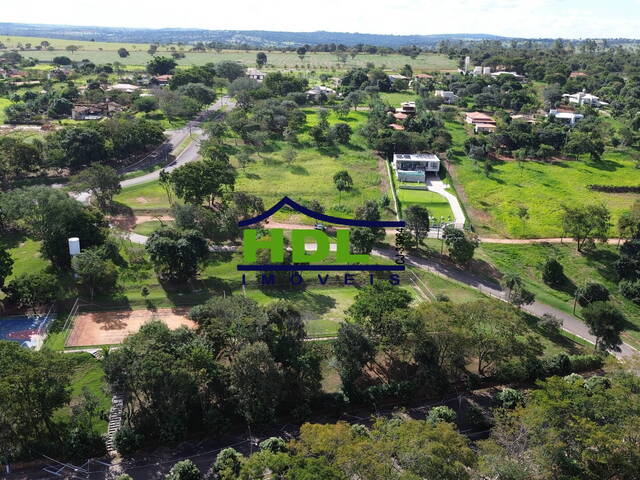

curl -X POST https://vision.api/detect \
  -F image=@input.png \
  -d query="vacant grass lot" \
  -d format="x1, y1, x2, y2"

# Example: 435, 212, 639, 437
475, 242, 640, 349
232, 108, 390, 221
446, 120, 640, 238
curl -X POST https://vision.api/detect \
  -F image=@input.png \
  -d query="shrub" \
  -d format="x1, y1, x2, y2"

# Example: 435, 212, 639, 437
259, 436, 287, 453
568, 354, 604, 372
542, 258, 565, 287
576, 282, 610, 307
619, 279, 640, 304
426, 406, 457, 424
542, 353, 571, 376
114, 425, 142, 455
584, 375, 611, 392
496, 388, 524, 409
539, 313, 562, 332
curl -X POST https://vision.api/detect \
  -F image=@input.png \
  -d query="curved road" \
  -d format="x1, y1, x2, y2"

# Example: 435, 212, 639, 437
120, 96, 234, 188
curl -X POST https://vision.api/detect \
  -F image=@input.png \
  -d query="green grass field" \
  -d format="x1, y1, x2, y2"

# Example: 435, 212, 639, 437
3, 35, 456, 71
446, 120, 640, 238
114, 180, 173, 211
397, 188, 454, 221
475, 242, 640, 349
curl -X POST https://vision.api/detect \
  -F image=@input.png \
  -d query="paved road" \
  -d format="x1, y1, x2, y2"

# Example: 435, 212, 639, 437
120, 96, 234, 188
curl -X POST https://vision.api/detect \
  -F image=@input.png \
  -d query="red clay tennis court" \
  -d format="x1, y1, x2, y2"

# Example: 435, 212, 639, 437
65, 307, 196, 347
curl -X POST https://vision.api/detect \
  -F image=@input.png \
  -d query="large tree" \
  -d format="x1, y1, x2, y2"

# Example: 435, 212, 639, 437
145, 226, 209, 282
582, 301, 626, 351
169, 156, 236, 207
146, 56, 177, 75
70, 164, 121, 211
561, 204, 611, 251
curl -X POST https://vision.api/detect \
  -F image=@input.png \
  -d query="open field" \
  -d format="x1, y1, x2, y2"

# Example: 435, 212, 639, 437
2, 35, 457, 71
475, 242, 640, 348
446, 120, 640, 238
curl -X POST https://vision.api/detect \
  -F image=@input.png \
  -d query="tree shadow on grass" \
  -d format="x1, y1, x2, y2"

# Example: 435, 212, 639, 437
289, 165, 309, 175
256, 287, 338, 316
344, 143, 365, 152
522, 312, 586, 355
0, 230, 28, 249
584, 158, 622, 172
317, 145, 341, 158
582, 247, 619, 283
244, 172, 261, 180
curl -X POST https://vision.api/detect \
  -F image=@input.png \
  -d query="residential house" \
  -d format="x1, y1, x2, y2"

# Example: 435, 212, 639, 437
246, 68, 266, 82
153, 74, 173, 86
389, 123, 405, 131
569, 71, 588, 79
393, 153, 441, 182
305, 85, 336, 100
465, 111, 497, 133
397, 101, 416, 115
562, 90, 607, 107
549, 109, 583, 126
388, 74, 408, 81
107, 83, 140, 93
72, 102, 122, 120
434, 90, 458, 104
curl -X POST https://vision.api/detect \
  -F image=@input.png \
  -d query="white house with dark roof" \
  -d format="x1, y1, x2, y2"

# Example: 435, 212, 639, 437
393, 154, 440, 182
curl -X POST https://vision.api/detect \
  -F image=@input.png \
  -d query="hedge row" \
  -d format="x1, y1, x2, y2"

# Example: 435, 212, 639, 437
495, 353, 604, 384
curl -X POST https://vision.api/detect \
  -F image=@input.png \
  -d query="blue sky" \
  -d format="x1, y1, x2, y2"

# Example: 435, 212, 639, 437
4, 0, 640, 38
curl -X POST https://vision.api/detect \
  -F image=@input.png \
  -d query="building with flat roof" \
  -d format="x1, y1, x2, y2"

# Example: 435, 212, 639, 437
393, 153, 440, 182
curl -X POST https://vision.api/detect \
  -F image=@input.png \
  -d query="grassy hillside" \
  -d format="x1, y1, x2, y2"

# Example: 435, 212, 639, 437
446, 120, 640, 238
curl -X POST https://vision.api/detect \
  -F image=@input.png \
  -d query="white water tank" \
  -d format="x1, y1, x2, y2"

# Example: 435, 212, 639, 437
68, 237, 81, 256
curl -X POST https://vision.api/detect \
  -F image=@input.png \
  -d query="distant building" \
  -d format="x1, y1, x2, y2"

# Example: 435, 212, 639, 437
153, 74, 173, 85
389, 123, 405, 131
562, 91, 607, 107
549, 109, 584, 126
246, 68, 265, 82
434, 90, 458, 104
72, 102, 122, 120
414, 73, 434, 80
388, 74, 408, 82
569, 71, 588, 79
107, 83, 140, 93
393, 153, 441, 182
464, 56, 471, 73
397, 101, 416, 115
305, 85, 336, 100
490, 71, 525, 81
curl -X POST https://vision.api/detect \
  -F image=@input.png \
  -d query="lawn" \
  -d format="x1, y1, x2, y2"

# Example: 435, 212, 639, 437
446, 120, 640, 238
475, 242, 640, 349
114, 180, 173, 211
133, 220, 173, 236
397, 188, 454, 221
379, 91, 419, 106
5, 237, 49, 280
